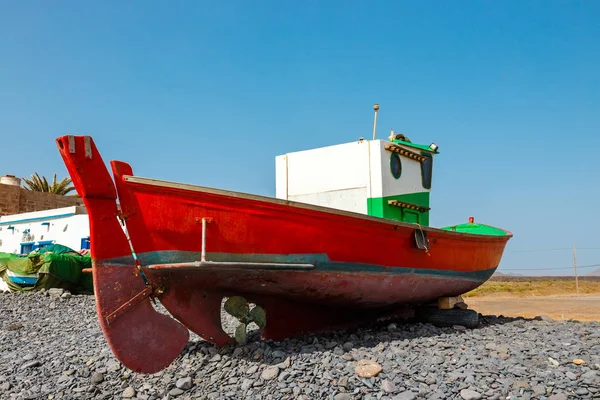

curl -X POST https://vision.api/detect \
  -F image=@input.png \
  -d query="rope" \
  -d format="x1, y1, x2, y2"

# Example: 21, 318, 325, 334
415, 223, 431, 256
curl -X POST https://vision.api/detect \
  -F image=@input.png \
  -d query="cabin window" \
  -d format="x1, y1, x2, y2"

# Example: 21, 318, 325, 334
390, 153, 402, 179
420, 152, 433, 189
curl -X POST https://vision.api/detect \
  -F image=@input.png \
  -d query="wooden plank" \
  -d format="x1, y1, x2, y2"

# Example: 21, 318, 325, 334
437, 295, 465, 310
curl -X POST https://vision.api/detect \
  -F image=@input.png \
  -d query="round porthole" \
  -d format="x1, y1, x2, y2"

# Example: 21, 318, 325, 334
390, 153, 402, 179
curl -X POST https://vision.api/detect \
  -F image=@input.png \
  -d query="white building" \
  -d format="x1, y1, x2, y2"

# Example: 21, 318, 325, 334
0, 206, 90, 254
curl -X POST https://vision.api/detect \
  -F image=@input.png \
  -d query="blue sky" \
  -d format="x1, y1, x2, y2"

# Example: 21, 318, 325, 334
1, 1, 599, 275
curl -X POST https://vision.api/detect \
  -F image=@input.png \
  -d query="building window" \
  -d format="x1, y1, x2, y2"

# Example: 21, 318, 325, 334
20, 242, 34, 255
32, 241, 54, 252
390, 153, 402, 179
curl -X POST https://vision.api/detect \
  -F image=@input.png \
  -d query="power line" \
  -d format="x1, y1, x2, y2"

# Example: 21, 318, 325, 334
509, 247, 600, 253
501, 263, 600, 271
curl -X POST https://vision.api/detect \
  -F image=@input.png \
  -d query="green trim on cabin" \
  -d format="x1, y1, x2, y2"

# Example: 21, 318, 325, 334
392, 139, 439, 154
367, 192, 430, 226
440, 223, 509, 236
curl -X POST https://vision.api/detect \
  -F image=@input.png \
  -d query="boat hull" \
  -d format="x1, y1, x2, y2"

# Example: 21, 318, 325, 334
140, 254, 496, 308
55, 135, 512, 373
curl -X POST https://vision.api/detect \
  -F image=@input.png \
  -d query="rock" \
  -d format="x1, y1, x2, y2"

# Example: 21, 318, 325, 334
548, 394, 567, 400
513, 381, 529, 389
277, 357, 291, 369
431, 356, 444, 365
393, 391, 416, 400
21, 361, 40, 369
355, 360, 382, 378
6, 322, 24, 331
91, 373, 104, 384
581, 370, 598, 384
176, 377, 192, 390
48, 288, 65, 297
261, 366, 279, 380
1, 282, 600, 400
381, 379, 396, 393
532, 384, 545, 396
241, 379, 253, 390
455, 302, 469, 310
246, 365, 258, 374
232, 348, 243, 358
122, 387, 135, 398
334, 394, 352, 400
453, 325, 467, 331
572, 358, 585, 365
460, 389, 482, 400
61, 292, 72, 299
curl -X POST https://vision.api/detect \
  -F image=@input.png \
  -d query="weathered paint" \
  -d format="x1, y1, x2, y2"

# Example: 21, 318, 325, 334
56, 135, 512, 374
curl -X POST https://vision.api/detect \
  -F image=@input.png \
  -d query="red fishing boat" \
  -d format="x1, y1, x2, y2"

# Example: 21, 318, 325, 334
55, 117, 511, 373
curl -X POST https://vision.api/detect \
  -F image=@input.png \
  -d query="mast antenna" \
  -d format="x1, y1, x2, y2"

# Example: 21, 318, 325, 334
372, 104, 379, 140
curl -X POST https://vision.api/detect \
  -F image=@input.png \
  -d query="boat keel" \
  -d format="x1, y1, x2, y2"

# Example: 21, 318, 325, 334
158, 289, 236, 346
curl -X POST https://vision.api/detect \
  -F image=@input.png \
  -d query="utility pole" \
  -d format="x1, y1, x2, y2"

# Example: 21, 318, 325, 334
573, 246, 579, 297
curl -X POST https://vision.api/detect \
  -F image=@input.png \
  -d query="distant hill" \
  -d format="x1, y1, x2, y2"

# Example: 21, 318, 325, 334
585, 268, 600, 277
493, 270, 522, 277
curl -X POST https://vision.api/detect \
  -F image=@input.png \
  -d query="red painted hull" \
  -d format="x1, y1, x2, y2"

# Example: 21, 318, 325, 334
56, 135, 511, 373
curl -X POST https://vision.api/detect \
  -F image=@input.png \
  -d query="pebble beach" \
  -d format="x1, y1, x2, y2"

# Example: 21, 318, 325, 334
1, 290, 599, 400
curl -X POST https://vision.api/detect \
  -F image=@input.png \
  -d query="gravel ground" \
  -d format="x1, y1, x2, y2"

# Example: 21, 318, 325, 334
1, 290, 599, 400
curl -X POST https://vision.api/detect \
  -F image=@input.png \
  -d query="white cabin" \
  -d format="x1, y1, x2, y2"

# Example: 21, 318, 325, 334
275, 135, 438, 226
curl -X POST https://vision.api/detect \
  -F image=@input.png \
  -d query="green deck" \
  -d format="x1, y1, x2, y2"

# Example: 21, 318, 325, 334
440, 222, 509, 236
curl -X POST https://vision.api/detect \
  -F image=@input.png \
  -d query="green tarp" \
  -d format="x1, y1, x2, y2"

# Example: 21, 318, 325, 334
0, 246, 94, 294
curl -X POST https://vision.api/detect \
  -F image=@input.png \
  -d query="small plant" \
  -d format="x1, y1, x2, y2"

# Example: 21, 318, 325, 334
224, 296, 266, 345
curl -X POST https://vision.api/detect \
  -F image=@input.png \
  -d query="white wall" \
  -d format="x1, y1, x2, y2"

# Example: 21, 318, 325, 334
0, 207, 90, 254
288, 187, 368, 214
276, 140, 371, 213
375, 141, 431, 198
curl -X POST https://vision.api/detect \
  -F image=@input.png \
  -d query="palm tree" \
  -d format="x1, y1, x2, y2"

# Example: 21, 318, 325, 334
22, 173, 76, 195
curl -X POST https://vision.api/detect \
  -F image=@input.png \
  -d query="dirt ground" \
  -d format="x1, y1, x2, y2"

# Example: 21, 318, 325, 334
466, 294, 600, 322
